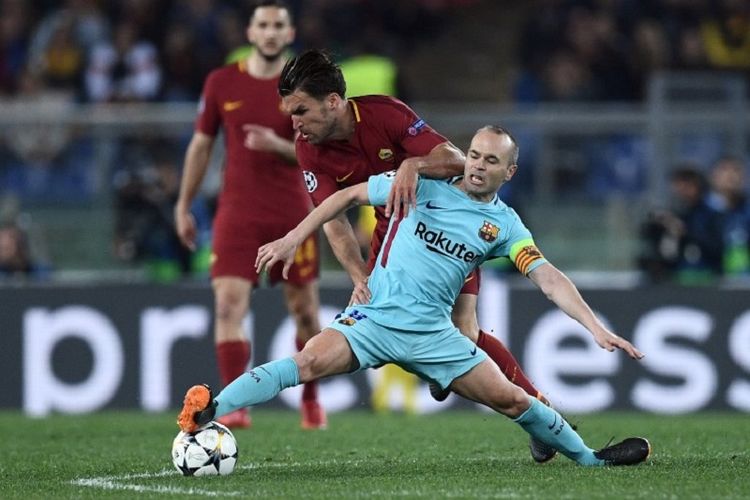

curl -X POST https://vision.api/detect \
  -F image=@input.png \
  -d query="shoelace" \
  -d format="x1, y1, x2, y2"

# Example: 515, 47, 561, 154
600, 436, 615, 450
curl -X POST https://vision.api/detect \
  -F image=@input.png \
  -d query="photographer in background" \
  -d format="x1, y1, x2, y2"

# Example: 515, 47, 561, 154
0, 221, 48, 281
113, 144, 209, 282
707, 156, 750, 277
639, 165, 724, 284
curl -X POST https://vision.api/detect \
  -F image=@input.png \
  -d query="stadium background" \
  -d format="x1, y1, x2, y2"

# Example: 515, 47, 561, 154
1, 0, 749, 416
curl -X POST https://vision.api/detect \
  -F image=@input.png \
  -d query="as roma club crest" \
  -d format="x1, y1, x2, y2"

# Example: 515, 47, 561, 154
478, 221, 499, 243
378, 148, 394, 162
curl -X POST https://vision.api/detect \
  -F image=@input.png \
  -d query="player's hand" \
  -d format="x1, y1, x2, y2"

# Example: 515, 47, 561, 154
593, 329, 644, 360
386, 160, 419, 220
174, 206, 197, 251
256, 236, 298, 280
243, 124, 280, 152
348, 277, 371, 306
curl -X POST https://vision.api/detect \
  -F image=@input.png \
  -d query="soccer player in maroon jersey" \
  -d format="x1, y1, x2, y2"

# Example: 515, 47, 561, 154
174, 1, 325, 430
278, 49, 557, 461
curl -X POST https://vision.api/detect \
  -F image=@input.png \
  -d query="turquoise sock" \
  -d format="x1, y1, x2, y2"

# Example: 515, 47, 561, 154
214, 357, 300, 417
514, 397, 603, 466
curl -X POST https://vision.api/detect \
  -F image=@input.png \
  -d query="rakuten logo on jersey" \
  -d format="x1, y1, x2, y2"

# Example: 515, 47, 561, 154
414, 221, 479, 263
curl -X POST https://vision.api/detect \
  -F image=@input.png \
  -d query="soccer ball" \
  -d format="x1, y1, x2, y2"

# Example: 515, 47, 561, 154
172, 421, 238, 476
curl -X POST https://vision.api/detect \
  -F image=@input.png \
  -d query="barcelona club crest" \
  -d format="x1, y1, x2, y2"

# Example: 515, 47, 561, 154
478, 220, 499, 242
336, 309, 368, 326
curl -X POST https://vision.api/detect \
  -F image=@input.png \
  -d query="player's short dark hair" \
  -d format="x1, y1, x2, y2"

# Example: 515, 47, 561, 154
278, 49, 346, 100
477, 125, 519, 165
249, 0, 293, 24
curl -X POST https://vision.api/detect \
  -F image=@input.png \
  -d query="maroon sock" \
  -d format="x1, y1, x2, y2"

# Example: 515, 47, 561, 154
215, 340, 250, 388
477, 331, 547, 402
296, 338, 318, 402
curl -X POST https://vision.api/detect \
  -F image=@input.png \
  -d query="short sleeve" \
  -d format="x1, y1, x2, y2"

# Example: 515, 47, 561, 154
367, 171, 398, 205
296, 142, 339, 207
303, 168, 338, 207
195, 71, 221, 136
387, 99, 447, 156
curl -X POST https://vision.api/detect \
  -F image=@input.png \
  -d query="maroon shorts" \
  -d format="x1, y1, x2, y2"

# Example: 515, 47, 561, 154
211, 220, 319, 286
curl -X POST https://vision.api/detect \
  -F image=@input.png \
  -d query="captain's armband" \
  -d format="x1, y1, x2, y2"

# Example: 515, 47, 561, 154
509, 239, 546, 275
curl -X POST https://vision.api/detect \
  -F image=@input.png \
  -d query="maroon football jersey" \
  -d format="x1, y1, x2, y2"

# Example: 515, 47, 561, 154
296, 95, 447, 265
196, 60, 311, 225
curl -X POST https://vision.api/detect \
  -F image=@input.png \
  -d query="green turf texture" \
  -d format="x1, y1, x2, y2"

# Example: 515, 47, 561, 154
0, 410, 747, 499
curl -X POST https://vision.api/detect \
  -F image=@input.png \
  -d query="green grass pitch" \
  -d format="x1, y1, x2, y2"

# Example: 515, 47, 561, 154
1, 410, 748, 499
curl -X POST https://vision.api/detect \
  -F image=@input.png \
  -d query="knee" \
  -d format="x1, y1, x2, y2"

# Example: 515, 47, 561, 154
293, 349, 321, 383
215, 289, 246, 322
287, 299, 319, 334
504, 386, 532, 418
491, 385, 531, 419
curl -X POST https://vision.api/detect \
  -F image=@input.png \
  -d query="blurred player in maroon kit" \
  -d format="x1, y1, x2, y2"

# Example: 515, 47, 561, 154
174, 2, 325, 430
278, 49, 557, 462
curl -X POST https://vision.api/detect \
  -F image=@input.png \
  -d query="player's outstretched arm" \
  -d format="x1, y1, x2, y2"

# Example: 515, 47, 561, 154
527, 262, 644, 360
323, 214, 371, 291
256, 182, 370, 279
175, 132, 215, 251
386, 141, 465, 219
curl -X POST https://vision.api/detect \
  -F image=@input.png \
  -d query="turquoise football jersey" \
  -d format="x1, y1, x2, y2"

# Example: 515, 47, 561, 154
360, 173, 547, 332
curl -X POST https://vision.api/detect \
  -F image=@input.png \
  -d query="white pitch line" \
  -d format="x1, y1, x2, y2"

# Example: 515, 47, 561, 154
70, 461, 353, 497
71, 457, 514, 498
71, 476, 247, 497
74, 469, 175, 481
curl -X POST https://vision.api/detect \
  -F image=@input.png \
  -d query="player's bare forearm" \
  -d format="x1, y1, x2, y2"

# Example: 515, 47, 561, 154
528, 263, 644, 359
323, 214, 370, 284
242, 124, 296, 163
176, 132, 214, 210
291, 184, 369, 243
256, 184, 369, 279
387, 142, 464, 218
275, 138, 297, 164
175, 132, 214, 249
529, 264, 600, 330
411, 141, 465, 179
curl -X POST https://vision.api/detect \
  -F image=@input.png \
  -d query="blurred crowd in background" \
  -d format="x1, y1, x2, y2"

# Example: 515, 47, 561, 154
0, 0, 749, 283
1, 0, 749, 102
516, 0, 750, 102
0, 0, 466, 102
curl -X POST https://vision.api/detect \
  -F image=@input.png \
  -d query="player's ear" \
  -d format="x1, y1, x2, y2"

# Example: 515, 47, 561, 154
326, 92, 340, 109
506, 164, 518, 181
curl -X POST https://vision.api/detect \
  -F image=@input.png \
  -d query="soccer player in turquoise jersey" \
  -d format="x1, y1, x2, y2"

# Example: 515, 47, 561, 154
178, 126, 651, 466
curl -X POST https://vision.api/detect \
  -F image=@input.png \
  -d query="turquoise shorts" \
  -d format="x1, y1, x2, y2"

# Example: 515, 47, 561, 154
329, 307, 487, 390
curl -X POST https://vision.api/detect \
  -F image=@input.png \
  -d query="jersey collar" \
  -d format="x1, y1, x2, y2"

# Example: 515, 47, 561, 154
348, 99, 362, 123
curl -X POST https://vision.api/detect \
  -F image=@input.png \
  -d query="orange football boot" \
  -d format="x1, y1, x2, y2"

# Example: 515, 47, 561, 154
177, 384, 213, 433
